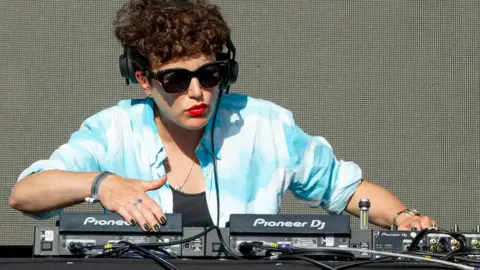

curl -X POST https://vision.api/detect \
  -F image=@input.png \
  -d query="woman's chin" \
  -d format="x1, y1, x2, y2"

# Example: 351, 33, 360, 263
181, 118, 209, 131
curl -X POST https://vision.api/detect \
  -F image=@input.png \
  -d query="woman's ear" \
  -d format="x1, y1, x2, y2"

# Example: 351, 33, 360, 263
135, 71, 152, 96
135, 70, 148, 85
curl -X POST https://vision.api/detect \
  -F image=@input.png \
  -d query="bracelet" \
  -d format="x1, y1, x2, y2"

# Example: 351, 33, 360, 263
391, 208, 420, 230
85, 172, 113, 203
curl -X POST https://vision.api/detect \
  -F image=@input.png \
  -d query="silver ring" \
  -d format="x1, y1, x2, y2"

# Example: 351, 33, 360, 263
133, 199, 143, 206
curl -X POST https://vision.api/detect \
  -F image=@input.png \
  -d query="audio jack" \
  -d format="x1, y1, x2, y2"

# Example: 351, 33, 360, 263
472, 239, 479, 248
237, 241, 264, 255
261, 242, 292, 250
68, 242, 86, 255
236, 241, 293, 257
451, 239, 460, 251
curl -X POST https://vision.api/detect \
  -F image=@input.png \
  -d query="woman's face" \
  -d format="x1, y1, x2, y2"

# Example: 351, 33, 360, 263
137, 54, 222, 130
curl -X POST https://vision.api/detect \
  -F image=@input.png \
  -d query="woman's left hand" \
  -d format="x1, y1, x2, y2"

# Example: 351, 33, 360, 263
396, 214, 437, 230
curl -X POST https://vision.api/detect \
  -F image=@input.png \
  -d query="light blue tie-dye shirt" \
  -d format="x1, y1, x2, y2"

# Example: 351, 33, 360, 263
17, 93, 363, 227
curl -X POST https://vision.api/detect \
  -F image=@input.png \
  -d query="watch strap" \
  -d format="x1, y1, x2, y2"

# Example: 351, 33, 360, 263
391, 208, 420, 230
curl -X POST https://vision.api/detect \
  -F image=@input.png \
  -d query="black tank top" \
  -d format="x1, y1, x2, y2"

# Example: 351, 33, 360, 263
171, 188, 214, 227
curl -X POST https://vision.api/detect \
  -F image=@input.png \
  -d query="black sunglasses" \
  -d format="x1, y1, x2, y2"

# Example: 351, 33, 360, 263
145, 61, 228, 94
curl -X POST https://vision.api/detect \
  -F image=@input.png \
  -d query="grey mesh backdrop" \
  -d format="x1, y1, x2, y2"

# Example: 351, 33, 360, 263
0, 0, 478, 246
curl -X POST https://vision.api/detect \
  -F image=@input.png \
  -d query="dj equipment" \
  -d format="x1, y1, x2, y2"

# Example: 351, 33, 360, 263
29, 199, 368, 258
228, 214, 352, 257
35, 212, 182, 257
33, 199, 480, 261
33, 211, 372, 258
372, 227, 480, 255
34, 212, 231, 258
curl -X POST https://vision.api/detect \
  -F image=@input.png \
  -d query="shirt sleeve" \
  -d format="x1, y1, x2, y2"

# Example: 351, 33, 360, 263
15, 113, 108, 220
284, 114, 363, 214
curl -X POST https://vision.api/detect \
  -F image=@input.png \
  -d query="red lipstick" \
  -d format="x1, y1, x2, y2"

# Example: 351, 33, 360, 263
186, 103, 207, 116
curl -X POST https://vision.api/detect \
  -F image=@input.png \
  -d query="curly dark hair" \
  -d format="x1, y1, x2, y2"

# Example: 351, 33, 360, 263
114, 0, 230, 68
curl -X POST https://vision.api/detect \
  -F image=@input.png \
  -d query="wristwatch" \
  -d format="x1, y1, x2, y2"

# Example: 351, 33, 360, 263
392, 208, 420, 229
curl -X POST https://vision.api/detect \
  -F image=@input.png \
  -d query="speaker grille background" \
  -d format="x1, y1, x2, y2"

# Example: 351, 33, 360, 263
0, 0, 478, 245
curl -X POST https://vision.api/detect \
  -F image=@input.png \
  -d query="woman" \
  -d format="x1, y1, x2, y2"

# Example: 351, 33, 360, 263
9, 0, 436, 232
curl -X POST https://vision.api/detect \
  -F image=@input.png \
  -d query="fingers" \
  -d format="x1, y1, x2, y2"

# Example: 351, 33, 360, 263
133, 200, 156, 232
142, 197, 167, 226
409, 220, 423, 231
115, 205, 137, 226
420, 216, 436, 229
411, 217, 435, 230
397, 223, 411, 230
113, 198, 152, 233
101, 176, 167, 232
141, 176, 167, 191
126, 201, 151, 232
127, 197, 164, 232
397, 216, 438, 231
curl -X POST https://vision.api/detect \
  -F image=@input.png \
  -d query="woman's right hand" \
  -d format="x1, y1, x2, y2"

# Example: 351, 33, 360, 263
97, 174, 168, 232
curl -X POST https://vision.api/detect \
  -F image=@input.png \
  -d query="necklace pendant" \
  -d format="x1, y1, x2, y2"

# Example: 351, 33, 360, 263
176, 186, 182, 192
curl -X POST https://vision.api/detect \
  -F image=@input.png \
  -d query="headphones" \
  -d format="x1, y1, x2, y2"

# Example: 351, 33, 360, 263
118, 2, 238, 93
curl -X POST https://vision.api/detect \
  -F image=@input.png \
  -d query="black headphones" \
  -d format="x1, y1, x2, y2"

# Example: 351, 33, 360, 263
118, 5, 239, 94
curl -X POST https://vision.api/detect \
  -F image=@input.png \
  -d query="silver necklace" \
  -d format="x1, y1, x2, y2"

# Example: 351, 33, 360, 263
169, 156, 197, 192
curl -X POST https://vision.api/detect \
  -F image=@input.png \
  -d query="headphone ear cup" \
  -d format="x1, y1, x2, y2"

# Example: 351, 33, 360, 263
221, 60, 238, 93
119, 49, 140, 84
127, 50, 139, 84
218, 57, 238, 91
119, 53, 132, 84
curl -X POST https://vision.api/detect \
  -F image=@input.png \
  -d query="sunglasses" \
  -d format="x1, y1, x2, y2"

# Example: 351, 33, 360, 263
145, 61, 228, 94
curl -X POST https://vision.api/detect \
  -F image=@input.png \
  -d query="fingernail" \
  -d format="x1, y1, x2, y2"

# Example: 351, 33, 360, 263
130, 219, 136, 226
160, 216, 167, 224
154, 224, 160, 231
144, 223, 151, 231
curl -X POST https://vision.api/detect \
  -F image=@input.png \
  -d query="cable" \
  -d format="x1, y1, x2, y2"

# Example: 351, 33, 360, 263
261, 247, 355, 261
288, 251, 355, 261
211, 88, 222, 228
408, 228, 467, 253
135, 224, 240, 259
111, 241, 180, 270
443, 248, 480, 261
273, 254, 336, 270
214, 226, 243, 259
210, 87, 244, 260
88, 245, 129, 258
336, 248, 480, 270
153, 248, 177, 259
259, 242, 354, 261
87, 242, 179, 270
300, 246, 476, 270
454, 257, 480, 266
121, 241, 180, 270
335, 258, 404, 270
140, 225, 216, 247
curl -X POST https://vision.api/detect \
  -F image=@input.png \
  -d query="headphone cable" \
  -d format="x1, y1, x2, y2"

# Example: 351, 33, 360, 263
210, 89, 223, 227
